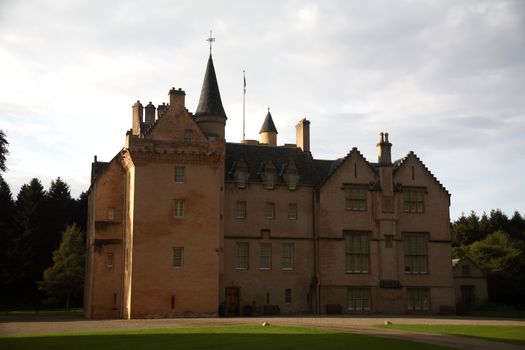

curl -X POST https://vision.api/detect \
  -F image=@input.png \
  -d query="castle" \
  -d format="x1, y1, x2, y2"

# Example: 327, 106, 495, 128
84, 52, 455, 318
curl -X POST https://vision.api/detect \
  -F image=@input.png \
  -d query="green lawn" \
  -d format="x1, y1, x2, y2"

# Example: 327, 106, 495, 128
0, 326, 451, 350
379, 324, 525, 345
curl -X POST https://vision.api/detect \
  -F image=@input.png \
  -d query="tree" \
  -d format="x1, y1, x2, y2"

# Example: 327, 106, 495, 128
466, 230, 525, 306
0, 177, 15, 309
0, 129, 8, 173
451, 211, 480, 246
46, 178, 75, 255
10, 178, 47, 307
39, 224, 85, 310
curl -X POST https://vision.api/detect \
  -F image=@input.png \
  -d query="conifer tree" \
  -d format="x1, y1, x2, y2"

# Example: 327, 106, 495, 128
0, 129, 8, 173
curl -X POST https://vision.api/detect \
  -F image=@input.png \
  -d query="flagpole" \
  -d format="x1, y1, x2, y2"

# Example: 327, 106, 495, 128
242, 70, 246, 142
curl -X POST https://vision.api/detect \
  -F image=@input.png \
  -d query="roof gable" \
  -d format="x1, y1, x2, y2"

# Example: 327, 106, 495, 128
394, 151, 450, 196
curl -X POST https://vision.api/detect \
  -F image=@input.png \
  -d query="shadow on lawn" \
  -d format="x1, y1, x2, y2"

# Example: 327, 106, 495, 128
0, 332, 449, 350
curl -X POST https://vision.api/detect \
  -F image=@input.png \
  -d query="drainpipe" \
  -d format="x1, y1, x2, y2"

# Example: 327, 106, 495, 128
313, 188, 321, 315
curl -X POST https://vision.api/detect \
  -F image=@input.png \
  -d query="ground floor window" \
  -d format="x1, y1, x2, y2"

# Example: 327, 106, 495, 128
347, 287, 371, 312
285, 288, 292, 304
406, 288, 430, 311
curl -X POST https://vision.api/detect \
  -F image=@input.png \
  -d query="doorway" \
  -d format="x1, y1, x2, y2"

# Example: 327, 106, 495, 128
224, 287, 240, 316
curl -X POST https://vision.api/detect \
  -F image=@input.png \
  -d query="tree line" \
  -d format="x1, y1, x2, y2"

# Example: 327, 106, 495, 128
451, 209, 525, 308
0, 130, 87, 310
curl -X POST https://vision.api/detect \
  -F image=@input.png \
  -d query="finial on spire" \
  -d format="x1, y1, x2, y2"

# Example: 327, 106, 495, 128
207, 30, 216, 54
268, 106, 270, 113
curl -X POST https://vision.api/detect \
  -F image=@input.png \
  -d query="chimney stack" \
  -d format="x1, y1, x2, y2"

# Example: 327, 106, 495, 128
132, 100, 143, 135
296, 118, 310, 152
144, 102, 156, 125
377, 132, 393, 195
169, 87, 186, 112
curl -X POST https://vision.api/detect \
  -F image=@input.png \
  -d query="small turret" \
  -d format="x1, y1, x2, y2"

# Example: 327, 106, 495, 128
194, 54, 227, 140
259, 108, 278, 146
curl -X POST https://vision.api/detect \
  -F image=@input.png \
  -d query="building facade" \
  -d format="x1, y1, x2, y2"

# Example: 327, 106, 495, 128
84, 53, 456, 318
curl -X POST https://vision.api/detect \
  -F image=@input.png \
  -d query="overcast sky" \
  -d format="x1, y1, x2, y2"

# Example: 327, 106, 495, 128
1, 0, 524, 219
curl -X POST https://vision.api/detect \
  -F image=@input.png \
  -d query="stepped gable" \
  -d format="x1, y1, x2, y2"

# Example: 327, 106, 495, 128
318, 147, 376, 186
394, 151, 450, 196
226, 143, 319, 185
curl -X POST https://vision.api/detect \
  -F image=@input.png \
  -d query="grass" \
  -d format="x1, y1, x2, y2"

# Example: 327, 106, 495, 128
379, 324, 525, 345
1, 308, 83, 317
0, 325, 452, 350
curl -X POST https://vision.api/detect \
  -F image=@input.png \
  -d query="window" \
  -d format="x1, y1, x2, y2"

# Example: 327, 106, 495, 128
406, 288, 430, 311
403, 188, 425, 213
172, 248, 183, 267
288, 203, 298, 220
175, 166, 185, 183
403, 233, 428, 274
235, 170, 248, 188
287, 173, 299, 190
462, 264, 471, 275
173, 199, 185, 218
282, 243, 294, 270
345, 186, 367, 211
347, 288, 371, 312
263, 172, 275, 189
259, 243, 271, 269
285, 161, 299, 190
345, 232, 369, 273
184, 129, 193, 143
208, 135, 217, 141
107, 208, 115, 221
236, 243, 249, 269
385, 235, 394, 248
265, 202, 275, 219
235, 201, 246, 219
107, 253, 114, 268
285, 288, 292, 304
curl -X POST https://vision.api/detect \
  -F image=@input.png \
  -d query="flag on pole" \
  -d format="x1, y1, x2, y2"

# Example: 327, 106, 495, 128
243, 71, 246, 94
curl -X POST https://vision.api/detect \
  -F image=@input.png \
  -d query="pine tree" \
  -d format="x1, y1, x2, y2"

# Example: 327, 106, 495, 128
39, 224, 85, 310
10, 178, 47, 307
46, 178, 75, 256
0, 129, 8, 173
0, 177, 15, 309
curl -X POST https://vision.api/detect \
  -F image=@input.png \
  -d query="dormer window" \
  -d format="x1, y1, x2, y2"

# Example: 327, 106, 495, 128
235, 170, 247, 188
233, 159, 249, 189
261, 160, 277, 190
283, 160, 299, 190
263, 172, 275, 189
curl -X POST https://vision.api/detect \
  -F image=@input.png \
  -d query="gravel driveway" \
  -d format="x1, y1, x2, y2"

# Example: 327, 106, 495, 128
1, 315, 524, 350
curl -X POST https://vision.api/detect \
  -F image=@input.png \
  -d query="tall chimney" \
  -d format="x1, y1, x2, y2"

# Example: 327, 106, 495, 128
296, 118, 310, 152
157, 103, 167, 118
144, 102, 156, 125
169, 87, 186, 113
132, 100, 143, 135
377, 132, 393, 195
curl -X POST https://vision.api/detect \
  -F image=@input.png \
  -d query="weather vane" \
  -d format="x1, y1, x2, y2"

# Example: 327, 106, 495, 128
207, 30, 216, 54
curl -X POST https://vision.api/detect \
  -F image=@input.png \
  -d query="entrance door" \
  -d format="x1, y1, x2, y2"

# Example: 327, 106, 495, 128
225, 287, 240, 316
461, 285, 475, 310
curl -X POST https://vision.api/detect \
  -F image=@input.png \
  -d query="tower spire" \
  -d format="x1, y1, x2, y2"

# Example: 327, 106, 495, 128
194, 44, 227, 139
207, 30, 215, 55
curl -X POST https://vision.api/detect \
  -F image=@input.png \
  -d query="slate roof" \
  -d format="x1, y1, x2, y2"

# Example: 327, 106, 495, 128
226, 143, 320, 185
259, 111, 278, 134
91, 161, 109, 183
195, 54, 227, 119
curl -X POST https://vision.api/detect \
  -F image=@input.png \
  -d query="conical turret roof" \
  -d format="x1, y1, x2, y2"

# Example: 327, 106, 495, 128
195, 54, 227, 119
259, 110, 278, 134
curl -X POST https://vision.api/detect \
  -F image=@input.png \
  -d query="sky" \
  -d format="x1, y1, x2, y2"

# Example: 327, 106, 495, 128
0, 0, 524, 219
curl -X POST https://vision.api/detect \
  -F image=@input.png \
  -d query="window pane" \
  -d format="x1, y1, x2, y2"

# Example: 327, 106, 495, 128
236, 201, 246, 219
260, 243, 271, 269
172, 248, 183, 267
175, 166, 185, 183
282, 243, 293, 269
266, 202, 275, 219
236, 243, 249, 269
